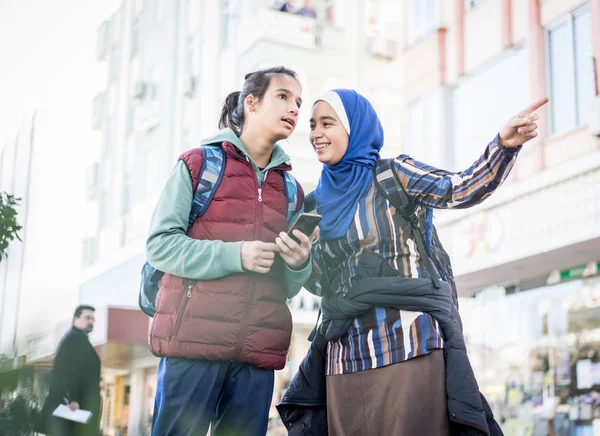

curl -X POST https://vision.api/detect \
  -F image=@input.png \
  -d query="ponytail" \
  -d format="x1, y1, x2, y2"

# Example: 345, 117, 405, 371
218, 91, 243, 132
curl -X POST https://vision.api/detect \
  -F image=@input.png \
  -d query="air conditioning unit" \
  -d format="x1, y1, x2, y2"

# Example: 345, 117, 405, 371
588, 95, 600, 137
183, 75, 196, 98
133, 81, 147, 99
367, 34, 397, 60
96, 21, 109, 61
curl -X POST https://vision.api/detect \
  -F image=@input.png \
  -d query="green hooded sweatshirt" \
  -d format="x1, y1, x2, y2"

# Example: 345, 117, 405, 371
146, 128, 311, 299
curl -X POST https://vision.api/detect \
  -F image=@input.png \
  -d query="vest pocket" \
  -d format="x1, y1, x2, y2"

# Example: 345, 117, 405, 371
172, 284, 193, 339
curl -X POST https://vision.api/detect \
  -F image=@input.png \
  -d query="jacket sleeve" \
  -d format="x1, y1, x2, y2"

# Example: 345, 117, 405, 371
393, 134, 520, 209
146, 160, 245, 280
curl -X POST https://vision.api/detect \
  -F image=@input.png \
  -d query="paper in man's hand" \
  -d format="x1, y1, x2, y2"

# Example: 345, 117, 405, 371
52, 404, 93, 424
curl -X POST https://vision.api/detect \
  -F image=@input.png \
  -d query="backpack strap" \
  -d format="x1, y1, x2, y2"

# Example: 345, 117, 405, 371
374, 158, 420, 227
373, 159, 441, 288
304, 191, 317, 214
283, 172, 300, 223
187, 145, 226, 228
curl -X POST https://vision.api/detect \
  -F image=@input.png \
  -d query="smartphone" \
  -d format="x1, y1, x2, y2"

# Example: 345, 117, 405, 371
288, 213, 322, 244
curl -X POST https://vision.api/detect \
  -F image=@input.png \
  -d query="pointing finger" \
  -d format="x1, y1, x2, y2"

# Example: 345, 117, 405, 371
519, 97, 549, 116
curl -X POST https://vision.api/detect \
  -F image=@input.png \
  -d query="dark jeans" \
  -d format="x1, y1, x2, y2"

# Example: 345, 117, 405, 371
152, 358, 274, 436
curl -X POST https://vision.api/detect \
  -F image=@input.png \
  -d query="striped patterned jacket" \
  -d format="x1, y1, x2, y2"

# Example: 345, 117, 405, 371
305, 135, 520, 375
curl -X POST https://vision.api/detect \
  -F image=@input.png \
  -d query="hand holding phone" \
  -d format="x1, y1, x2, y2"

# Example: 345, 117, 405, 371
276, 213, 321, 269
287, 213, 322, 243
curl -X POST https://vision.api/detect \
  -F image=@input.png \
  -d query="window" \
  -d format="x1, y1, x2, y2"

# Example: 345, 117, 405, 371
130, 18, 141, 58
103, 117, 115, 156
185, 31, 202, 78
405, 87, 454, 169
408, 0, 438, 43
547, 6, 595, 135
186, 0, 202, 32
121, 177, 132, 216
98, 190, 112, 229
154, 0, 166, 25
109, 46, 121, 82
132, 143, 148, 204
453, 48, 529, 168
82, 237, 98, 267
221, 0, 238, 49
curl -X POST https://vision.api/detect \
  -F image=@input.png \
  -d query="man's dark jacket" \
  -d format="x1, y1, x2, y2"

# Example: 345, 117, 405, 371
35, 327, 101, 436
277, 251, 503, 436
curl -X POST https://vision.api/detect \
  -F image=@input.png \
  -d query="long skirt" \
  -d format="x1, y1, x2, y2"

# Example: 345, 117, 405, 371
326, 349, 450, 435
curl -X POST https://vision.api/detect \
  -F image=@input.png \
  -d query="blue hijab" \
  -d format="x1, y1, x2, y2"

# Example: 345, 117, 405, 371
314, 89, 384, 240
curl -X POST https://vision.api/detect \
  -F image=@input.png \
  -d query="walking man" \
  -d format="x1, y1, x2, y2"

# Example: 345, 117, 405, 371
36, 305, 102, 436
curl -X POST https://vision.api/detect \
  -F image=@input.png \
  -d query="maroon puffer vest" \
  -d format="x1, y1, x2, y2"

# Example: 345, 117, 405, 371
149, 142, 303, 370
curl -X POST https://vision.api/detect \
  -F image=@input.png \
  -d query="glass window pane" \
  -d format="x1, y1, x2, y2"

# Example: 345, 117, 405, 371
573, 9, 595, 125
410, 0, 421, 37
548, 22, 577, 134
425, 0, 436, 24
453, 48, 529, 169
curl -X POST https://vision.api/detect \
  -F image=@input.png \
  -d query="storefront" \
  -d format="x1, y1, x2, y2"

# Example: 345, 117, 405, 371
460, 273, 600, 434
434, 156, 600, 434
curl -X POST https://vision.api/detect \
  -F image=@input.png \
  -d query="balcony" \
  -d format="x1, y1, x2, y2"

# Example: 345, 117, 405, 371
235, 9, 344, 55
237, 9, 318, 52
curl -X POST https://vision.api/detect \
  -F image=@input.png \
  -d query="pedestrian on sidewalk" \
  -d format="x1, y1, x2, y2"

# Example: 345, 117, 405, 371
148, 66, 314, 436
36, 305, 101, 436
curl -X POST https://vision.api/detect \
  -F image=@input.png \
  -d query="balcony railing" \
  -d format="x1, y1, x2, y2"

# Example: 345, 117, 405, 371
237, 9, 319, 52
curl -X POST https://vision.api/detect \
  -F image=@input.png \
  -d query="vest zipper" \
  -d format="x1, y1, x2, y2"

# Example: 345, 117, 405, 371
234, 167, 266, 360
257, 170, 268, 202
172, 284, 193, 339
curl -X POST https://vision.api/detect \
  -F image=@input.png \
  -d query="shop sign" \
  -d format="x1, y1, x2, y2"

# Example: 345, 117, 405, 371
547, 262, 600, 285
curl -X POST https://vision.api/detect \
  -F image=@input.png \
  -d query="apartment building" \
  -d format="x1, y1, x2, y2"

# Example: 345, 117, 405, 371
393, 0, 600, 432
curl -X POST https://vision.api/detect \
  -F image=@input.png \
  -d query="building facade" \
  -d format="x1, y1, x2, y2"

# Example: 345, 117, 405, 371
393, 0, 600, 433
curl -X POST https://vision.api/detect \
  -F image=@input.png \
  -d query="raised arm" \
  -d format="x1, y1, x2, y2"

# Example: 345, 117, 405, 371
394, 98, 548, 209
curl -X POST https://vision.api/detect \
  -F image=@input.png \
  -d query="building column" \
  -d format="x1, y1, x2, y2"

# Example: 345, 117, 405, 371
528, 0, 547, 170
590, 0, 600, 148
455, 0, 465, 76
127, 367, 145, 436
502, 0, 513, 48
591, 0, 600, 96
438, 28, 448, 86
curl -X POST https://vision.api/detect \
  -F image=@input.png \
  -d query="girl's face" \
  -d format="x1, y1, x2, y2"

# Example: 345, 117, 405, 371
309, 101, 349, 166
246, 74, 303, 142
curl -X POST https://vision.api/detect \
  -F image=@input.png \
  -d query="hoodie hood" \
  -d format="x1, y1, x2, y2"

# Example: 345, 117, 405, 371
201, 128, 292, 171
